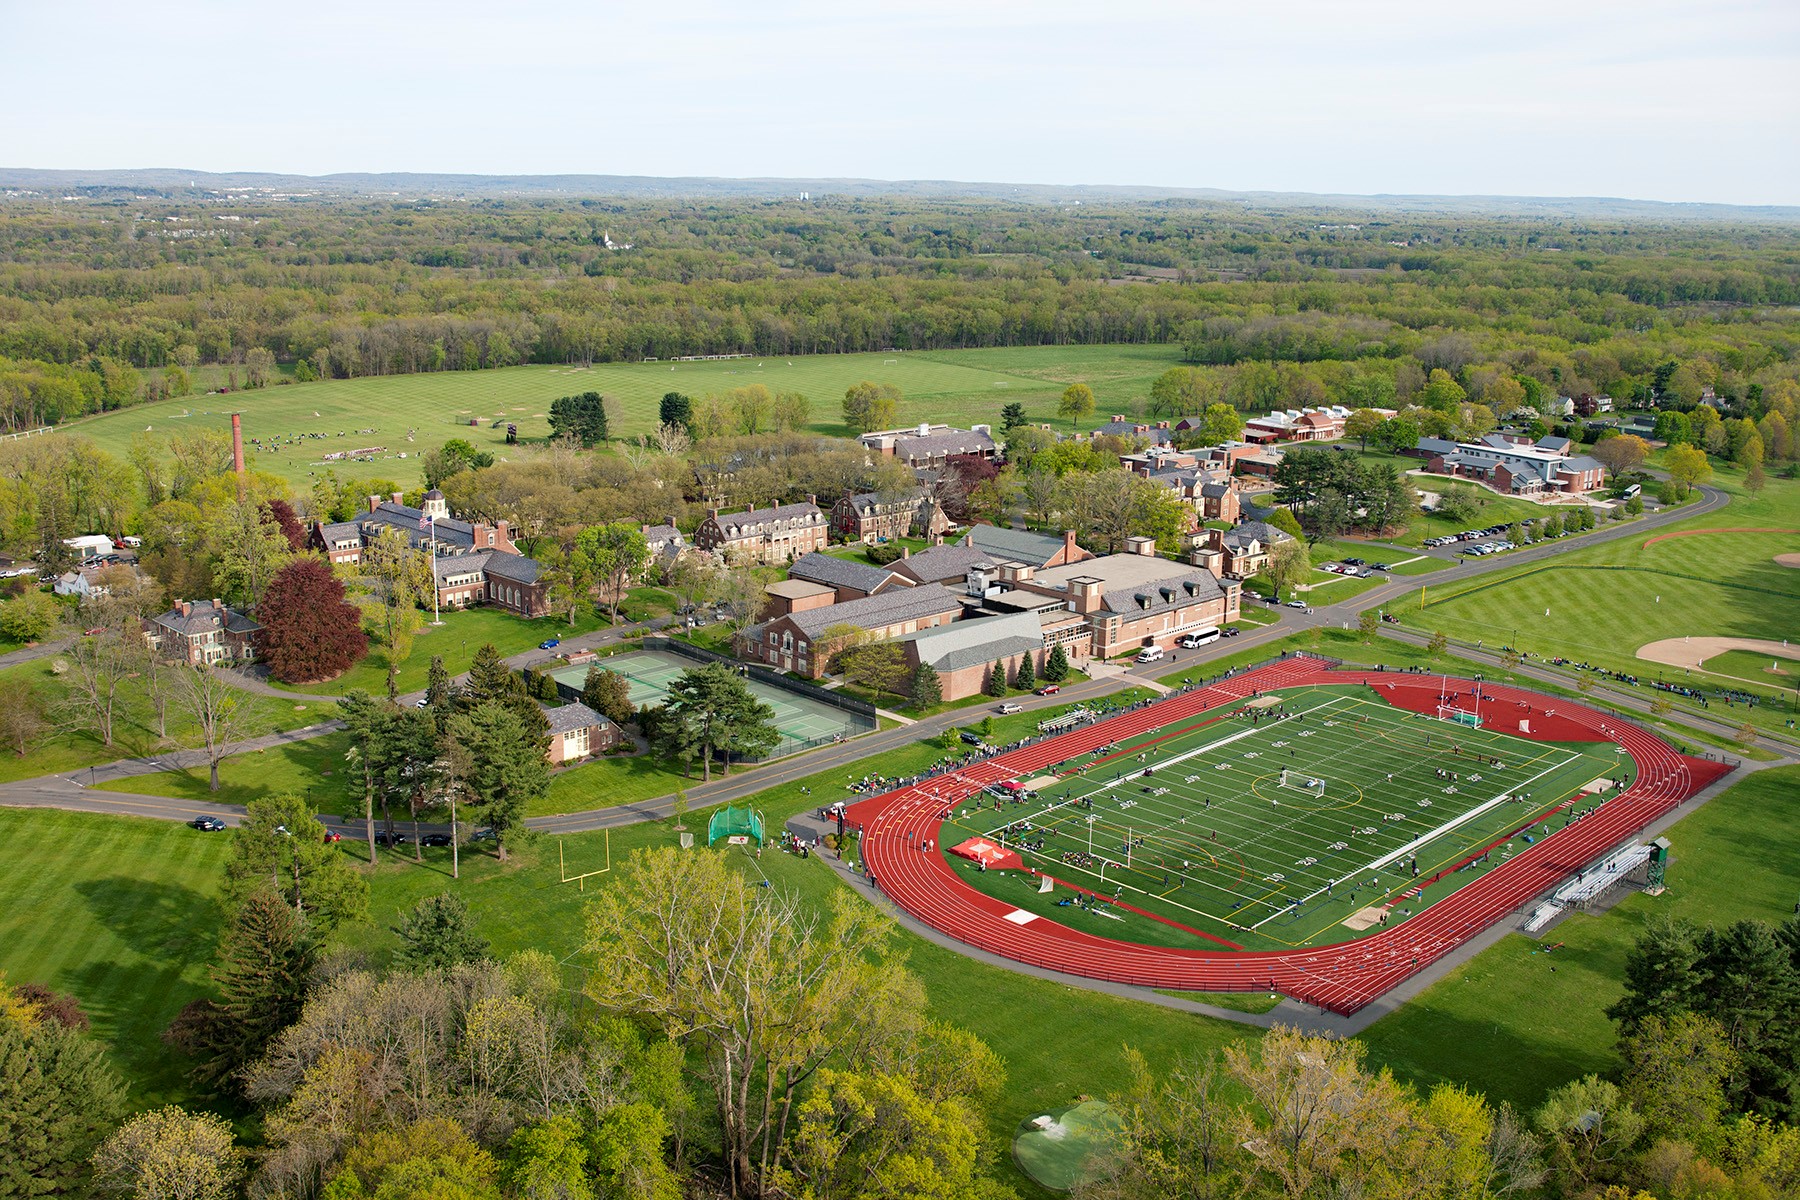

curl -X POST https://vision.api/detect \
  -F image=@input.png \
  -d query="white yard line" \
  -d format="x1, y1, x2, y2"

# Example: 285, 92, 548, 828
1250, 749, 1582, 929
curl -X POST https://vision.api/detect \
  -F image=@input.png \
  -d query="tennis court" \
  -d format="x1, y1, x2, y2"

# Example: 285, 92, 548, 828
941, 683, 1626, 951
551, 650, 872, 756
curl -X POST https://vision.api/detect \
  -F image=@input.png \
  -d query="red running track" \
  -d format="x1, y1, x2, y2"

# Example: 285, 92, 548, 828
846, 655, 1732, 1014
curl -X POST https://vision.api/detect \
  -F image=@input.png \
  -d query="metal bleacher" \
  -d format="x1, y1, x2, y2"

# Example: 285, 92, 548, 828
1523, 841, 1654, 932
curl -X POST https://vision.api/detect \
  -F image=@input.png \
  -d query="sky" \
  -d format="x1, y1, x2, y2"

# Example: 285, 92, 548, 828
3, 0, 1797, 206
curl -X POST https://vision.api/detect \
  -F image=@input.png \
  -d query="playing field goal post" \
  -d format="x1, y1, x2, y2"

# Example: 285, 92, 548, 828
1278, 769, 1326, 798
1436, 704, 1483, 728
707, 804, 766, 847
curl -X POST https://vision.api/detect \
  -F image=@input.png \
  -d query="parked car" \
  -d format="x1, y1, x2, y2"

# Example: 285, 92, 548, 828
997, 702, 1023, 714
323, 830, 342, 842
374, 831, 409, 847
420, 833, 453, 847
1373, 562, 1392, 571
1221, 626, 1241, 637
122, 535, 142, 548
959, 731, 984, 745
415, 697, 431, 708
1286, 599, 1308, 609
189, 816, 226, 832
1344, 557, 1365, 566
538, 637, 561, 650
1036, 684, 1061, 695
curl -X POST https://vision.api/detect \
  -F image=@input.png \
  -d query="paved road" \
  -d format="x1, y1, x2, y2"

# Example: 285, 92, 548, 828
1, 480, 1768, 833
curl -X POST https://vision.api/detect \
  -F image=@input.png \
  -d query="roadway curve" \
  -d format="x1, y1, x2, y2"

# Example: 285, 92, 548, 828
850, 655, 1730, 1014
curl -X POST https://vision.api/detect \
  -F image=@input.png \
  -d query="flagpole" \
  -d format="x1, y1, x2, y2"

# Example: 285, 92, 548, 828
426, 512, 444, 626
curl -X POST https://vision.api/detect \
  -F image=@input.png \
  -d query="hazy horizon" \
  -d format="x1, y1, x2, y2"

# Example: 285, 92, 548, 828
4, 0, 1797, 207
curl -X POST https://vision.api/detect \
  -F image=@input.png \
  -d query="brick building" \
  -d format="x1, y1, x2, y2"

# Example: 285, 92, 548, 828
958, 526, 1094, 570
143, 599, 262, 666
785, 551, 911, 602
694, 499, 828, 566
831, 490, 950, 543
894, 612, 1049, 701
313, 489, 547, 617
745, 583, 963, 678
542, 701, 620, 765
858, 424, 998, 472
1425, 434, 1607, 495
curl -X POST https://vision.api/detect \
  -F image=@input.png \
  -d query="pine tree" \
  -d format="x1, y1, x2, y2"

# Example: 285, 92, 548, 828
984, 660, 1006, 697
1014, 652, 1036, 691
1043, 643, 1070, 682
462, 644, 515, 709
0, 993, 125, 1196
447, 701, 549, 860
583, 667, 636, 726
392, 893, 489, 972
909, 663, 942, 710
425, 654, 454, 731
190, 890, 316, 1093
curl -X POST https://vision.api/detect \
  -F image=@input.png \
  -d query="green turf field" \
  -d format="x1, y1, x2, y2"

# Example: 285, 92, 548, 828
942, 684, 1625, 952
60, 345, 1189, 488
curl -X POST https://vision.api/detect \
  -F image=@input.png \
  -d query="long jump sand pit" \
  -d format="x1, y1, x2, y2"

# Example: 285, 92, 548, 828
1636, 636, 1800, 674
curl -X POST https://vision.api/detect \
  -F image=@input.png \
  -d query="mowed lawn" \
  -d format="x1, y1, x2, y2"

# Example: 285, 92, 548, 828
0, 809, 233, 1108
1359, 763, 1800, 1111
279, 605, 609, 699
1396, 466, 1800, 735
59, 347, 1185, 488
0, 659, 328, 786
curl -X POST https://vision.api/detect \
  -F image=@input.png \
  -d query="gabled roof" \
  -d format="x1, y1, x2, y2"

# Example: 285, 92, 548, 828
887, 429, 996, 461
1094, 420, 1173, 444
435, 551, 493, 581
643, 524, 682, 546
482, 552, 542, 584
710, 502, 823, 537
1222, 520, 1293, 550
769, 583, 962, 639
891, 542, 993, 585
787, 551, 901, 595
1536, 435, 1574, 453
319, 520, 362, 544
960, 525, 1073, 568
1561, 456, 1604, 474
840, 490, 922, 515
1099, 570, 1226, 617
542, 700, 610, 736
1417, 437, 1458, 455
150, 599, 261, 637
895, 611, 1043, 673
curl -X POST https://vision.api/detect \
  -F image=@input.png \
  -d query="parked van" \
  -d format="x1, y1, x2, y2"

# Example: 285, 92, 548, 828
1135, 646, 1165, 664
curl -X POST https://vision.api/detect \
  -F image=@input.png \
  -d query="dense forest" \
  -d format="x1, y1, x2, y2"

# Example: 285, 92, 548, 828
1, 194, 1799, 430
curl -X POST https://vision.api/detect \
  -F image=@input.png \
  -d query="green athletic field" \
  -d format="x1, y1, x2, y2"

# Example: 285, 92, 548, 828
943, 684, 1626, 952
61, 345, 1190, 488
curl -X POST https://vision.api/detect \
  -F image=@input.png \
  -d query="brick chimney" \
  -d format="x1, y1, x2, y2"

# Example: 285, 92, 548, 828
212, 597, 224, 610
1062, 530, 1078, 562
368, 495, 381, 514
708, 507, 720, 520
230, 413, 245, 493
805, 494, 816, 505
178, 600, 191, 617
495, 520, 510, 548
392, 491, 404, 505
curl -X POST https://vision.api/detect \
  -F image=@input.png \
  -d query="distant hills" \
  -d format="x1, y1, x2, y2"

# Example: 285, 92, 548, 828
2, 167, 1795, 221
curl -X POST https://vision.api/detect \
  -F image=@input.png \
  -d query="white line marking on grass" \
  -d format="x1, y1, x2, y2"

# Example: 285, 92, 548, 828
1250, 748, 1582, 930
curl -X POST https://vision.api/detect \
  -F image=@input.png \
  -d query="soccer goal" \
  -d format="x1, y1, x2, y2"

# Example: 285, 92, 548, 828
1436, 704, 1483, 728
1278, 769, 1326, 798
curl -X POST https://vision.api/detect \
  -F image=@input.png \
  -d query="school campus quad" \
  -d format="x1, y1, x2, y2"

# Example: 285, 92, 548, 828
851, 654, 1732, 1012
938, 682, 1628, 952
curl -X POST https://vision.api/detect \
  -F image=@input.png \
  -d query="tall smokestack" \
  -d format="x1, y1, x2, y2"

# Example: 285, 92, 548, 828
230, 413, 245, 495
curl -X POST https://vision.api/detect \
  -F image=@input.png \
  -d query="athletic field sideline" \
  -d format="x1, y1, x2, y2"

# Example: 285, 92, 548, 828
940, 684, 1626, 952
551, 649, 872, 751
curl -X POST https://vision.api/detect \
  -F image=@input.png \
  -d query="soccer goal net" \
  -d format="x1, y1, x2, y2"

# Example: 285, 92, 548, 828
1435, 705, 1483, 728
1278, 769, 1326, 798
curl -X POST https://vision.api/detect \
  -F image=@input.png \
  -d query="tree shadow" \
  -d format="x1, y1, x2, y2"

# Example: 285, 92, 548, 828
67, 875, 223, 1103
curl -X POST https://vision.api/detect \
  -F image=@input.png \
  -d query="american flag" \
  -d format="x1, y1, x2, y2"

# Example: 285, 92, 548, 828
419, 511, 433, 532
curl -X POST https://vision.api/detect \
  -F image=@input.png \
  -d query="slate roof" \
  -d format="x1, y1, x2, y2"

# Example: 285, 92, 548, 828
1562, 456, 1605, 474
482, 552, 542, 584
711, 502, 824, 538
1094, 420, 1173, 445
319, 520, 362, 544
841, 490, 922, 515
892, 542, 994, 585
1417, 437, 1458, 456
772, 583, 962, 639
1099, 570, 1227, 618
895, 611, 1043, 673
1222, 520, 1293, 549
543, 701, 609, 736
435, 551, 492, 582
887, 429, 997, 462
786, 551, 900, 595
959, 525, 1072, 567
150, 599, 261, 636
643, 523, 683, 546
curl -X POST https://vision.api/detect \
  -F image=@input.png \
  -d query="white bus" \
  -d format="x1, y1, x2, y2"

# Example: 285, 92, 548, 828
1177, 628, 1220, 649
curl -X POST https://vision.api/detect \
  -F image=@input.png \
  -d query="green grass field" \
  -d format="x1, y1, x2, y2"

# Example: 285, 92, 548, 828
1395, 466, 1800, 737
62, 345, 1189, 489
281, 604, 609, 698
944, 683, 1623, 951
0, 659, 327, 786
1358, 763, 1800, 1110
